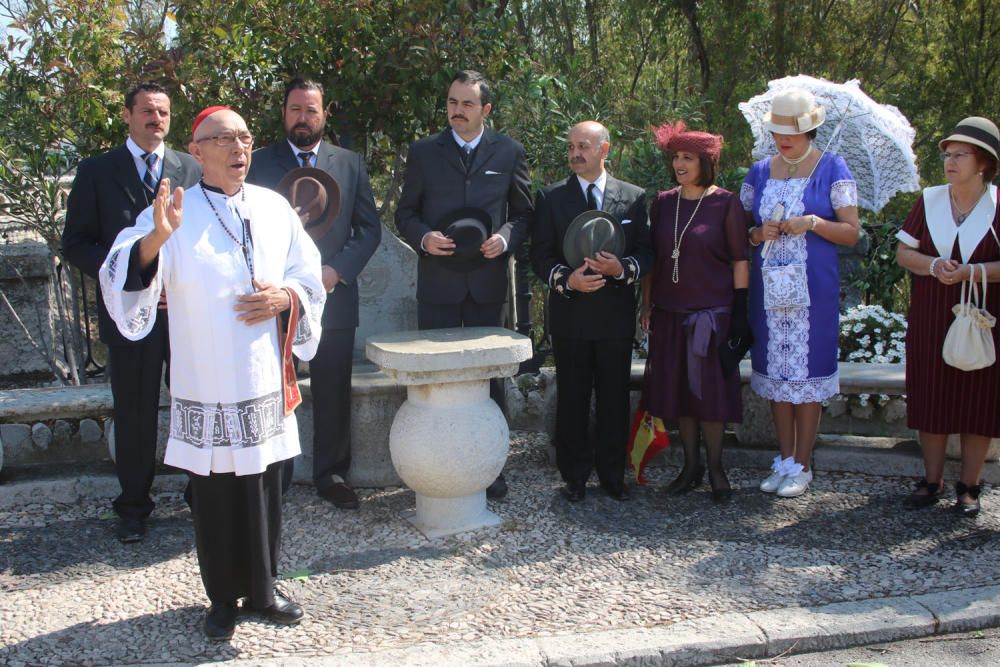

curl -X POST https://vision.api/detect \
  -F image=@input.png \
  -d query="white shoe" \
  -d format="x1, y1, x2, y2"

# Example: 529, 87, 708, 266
777, 469, 813, 497
759, 455, 790, 493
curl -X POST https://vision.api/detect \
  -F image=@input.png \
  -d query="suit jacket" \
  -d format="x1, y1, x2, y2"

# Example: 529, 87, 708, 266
247, 141, 381, 330
395, 127, 533, 305
531, 174, 652, 340
62, 144, 201, 345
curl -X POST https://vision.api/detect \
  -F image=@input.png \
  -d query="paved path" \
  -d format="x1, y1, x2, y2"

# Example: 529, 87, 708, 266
1, 431, 999, 666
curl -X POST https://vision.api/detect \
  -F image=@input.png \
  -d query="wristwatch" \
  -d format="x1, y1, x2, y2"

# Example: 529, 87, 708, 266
809, 214, 818, 230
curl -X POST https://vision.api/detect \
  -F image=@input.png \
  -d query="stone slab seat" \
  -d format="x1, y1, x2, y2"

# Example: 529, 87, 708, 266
628, 359, 906, 394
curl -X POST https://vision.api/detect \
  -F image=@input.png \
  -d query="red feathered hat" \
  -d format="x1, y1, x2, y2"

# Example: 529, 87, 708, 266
653, 121, 723, 162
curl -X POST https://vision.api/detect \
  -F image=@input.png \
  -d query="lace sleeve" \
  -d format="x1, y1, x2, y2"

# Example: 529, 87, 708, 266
830, 180, 858, 209
740, 182, 755, 212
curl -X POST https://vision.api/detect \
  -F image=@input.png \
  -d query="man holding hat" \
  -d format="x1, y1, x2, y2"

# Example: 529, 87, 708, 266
395, 69, 533, 499
530, 120, 652, 502
99, 106, 325, 639
62, 82, 201, 544
248, 77, 381, 509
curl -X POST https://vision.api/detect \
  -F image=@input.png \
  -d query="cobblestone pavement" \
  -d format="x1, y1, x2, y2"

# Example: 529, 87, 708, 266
1, 431, 999, 666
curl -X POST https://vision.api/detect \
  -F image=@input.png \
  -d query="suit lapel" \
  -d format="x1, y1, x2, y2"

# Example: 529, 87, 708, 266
558, 175, 588, 238
602, 176, 622, 213
161, 147, 186, 188
279, 141, 305, 172
467, 128, 497, 175
434, 129, 466, 176
110, 145, 143, 207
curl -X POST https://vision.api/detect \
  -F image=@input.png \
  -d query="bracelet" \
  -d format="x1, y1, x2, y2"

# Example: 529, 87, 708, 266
929, 257, 942, 277
748, 226, 762, 247
810, 214, 818, 230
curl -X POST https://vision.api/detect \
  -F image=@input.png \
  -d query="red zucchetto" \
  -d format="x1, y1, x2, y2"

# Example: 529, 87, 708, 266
653, 121, 723, 161
191, 106, 231, 136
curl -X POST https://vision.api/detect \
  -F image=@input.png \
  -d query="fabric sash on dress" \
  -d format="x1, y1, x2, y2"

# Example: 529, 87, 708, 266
280, 288, 302, 416
678, 306, 731, 399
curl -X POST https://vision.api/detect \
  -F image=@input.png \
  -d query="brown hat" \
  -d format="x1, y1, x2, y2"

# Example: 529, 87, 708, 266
938, 116, 999, 160
275, 167, 341, 241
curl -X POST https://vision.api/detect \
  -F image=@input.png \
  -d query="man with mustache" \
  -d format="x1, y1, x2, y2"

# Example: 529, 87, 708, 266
62, 82, 201, 543
395, 70, 533, 499
530, 121, 651, 502
248, 78, 381, 509
99, 106, 325, 640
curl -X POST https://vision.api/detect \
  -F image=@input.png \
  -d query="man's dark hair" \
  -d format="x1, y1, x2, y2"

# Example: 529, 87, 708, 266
124, 82, 168, 111
284, 78, 325, 107
451, 70, 492, 107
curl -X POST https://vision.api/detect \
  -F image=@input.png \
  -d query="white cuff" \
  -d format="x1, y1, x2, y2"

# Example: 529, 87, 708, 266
895, 230, 919, 248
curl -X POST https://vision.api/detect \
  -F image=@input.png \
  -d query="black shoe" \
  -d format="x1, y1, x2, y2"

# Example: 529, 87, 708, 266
486, 473, 508, 500
116, 516, 146, 544
954, 481, 982, 517
203, 602, 238, 641
256, 588, 304, 625
561, 481, 586, 503
665, 464, 705, 495
903, 478, 943, 510
602, 483, 630, 502
708, 469, 733, 504
317, 476, 359, 510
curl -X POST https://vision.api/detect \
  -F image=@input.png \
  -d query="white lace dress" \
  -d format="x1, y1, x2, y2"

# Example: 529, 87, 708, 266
740, 153, 857, 403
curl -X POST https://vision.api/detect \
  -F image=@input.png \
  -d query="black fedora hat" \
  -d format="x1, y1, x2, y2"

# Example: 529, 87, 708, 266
436, 207, 491, 271
275, 167, 342, 241
562, 210, 625, 269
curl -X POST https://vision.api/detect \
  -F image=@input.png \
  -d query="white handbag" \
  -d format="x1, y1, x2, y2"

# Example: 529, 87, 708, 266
942, 263, 996, 371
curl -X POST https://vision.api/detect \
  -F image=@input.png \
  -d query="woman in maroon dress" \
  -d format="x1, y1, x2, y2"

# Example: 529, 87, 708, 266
640, 122, 750, 503
896, 116, 1000, 516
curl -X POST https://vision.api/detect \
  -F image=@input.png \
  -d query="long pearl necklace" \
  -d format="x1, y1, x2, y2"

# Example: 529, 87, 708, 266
780, 143, 813, 178
949, 184, 987, 226
671, 186, 709, 284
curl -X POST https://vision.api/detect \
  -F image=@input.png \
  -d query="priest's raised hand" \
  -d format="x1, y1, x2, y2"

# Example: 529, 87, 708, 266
138, 177, 184, 269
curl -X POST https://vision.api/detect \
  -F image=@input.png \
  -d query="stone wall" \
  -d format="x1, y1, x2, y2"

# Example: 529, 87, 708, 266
0, 242, 58, 377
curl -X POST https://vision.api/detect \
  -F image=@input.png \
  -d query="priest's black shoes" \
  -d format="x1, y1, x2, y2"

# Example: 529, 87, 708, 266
486, 472, 508, 499
318, 475, 359, 510
601, 483, 630, 502
561, 481, 586, 503
116, 516, 146, 544
256, 588, 305, 625
203, 602, 238, 641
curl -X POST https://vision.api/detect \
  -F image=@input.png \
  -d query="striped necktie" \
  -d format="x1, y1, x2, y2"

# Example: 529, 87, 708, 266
297, 151, 313, 167
141, 152, 158, 194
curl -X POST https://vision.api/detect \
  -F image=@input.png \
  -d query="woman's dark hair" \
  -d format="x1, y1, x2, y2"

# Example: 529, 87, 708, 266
805, 128, 818, 140
970, 145, 998, 182
667, 151, 718, 188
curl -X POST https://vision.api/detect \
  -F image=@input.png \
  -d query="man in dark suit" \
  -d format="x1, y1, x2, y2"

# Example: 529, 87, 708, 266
247, 78, 381, 509
62, 82, 200, 542
530, 121, 652, 502
395, 70, 533, 500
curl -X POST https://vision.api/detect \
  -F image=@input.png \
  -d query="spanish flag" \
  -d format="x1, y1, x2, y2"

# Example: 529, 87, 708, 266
627, 406, 669, 484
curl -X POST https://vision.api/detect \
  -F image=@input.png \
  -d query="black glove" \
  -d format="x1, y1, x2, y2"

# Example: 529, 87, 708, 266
719, 288, 753, 376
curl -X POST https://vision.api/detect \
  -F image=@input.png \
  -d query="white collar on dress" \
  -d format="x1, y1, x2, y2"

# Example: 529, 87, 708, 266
924, 184, 998, 262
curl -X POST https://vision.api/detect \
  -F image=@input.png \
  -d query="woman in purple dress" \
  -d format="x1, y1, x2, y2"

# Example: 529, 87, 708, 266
641, 122, 750, 503
741, 89, 860, 498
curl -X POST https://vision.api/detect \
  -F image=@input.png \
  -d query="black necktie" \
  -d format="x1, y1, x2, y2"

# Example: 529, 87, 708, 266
461, 143, 473, 169
297, 151, 312, 167
141, 152, 158, 194
586, 183, 598, 210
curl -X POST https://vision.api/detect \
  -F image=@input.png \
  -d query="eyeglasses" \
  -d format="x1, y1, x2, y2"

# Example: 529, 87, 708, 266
940, 151, 973, 162
196, 132, 254, 147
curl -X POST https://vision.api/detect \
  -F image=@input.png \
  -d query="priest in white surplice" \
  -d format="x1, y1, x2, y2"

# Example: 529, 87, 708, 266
99, 106, 325, 641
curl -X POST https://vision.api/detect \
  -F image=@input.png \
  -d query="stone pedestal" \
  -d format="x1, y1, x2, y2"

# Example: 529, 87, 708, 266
366, 327, 532, 538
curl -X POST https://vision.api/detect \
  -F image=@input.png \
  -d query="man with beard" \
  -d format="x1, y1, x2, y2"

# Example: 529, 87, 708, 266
62, 82, 200, 543
248, 78, 381, 509
99, 106, 325, 639
395, 70, 533, 499
530, 121, 651, 502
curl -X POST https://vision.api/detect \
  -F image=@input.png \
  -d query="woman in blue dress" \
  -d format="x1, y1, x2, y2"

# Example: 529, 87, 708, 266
741, 89, 860, 497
